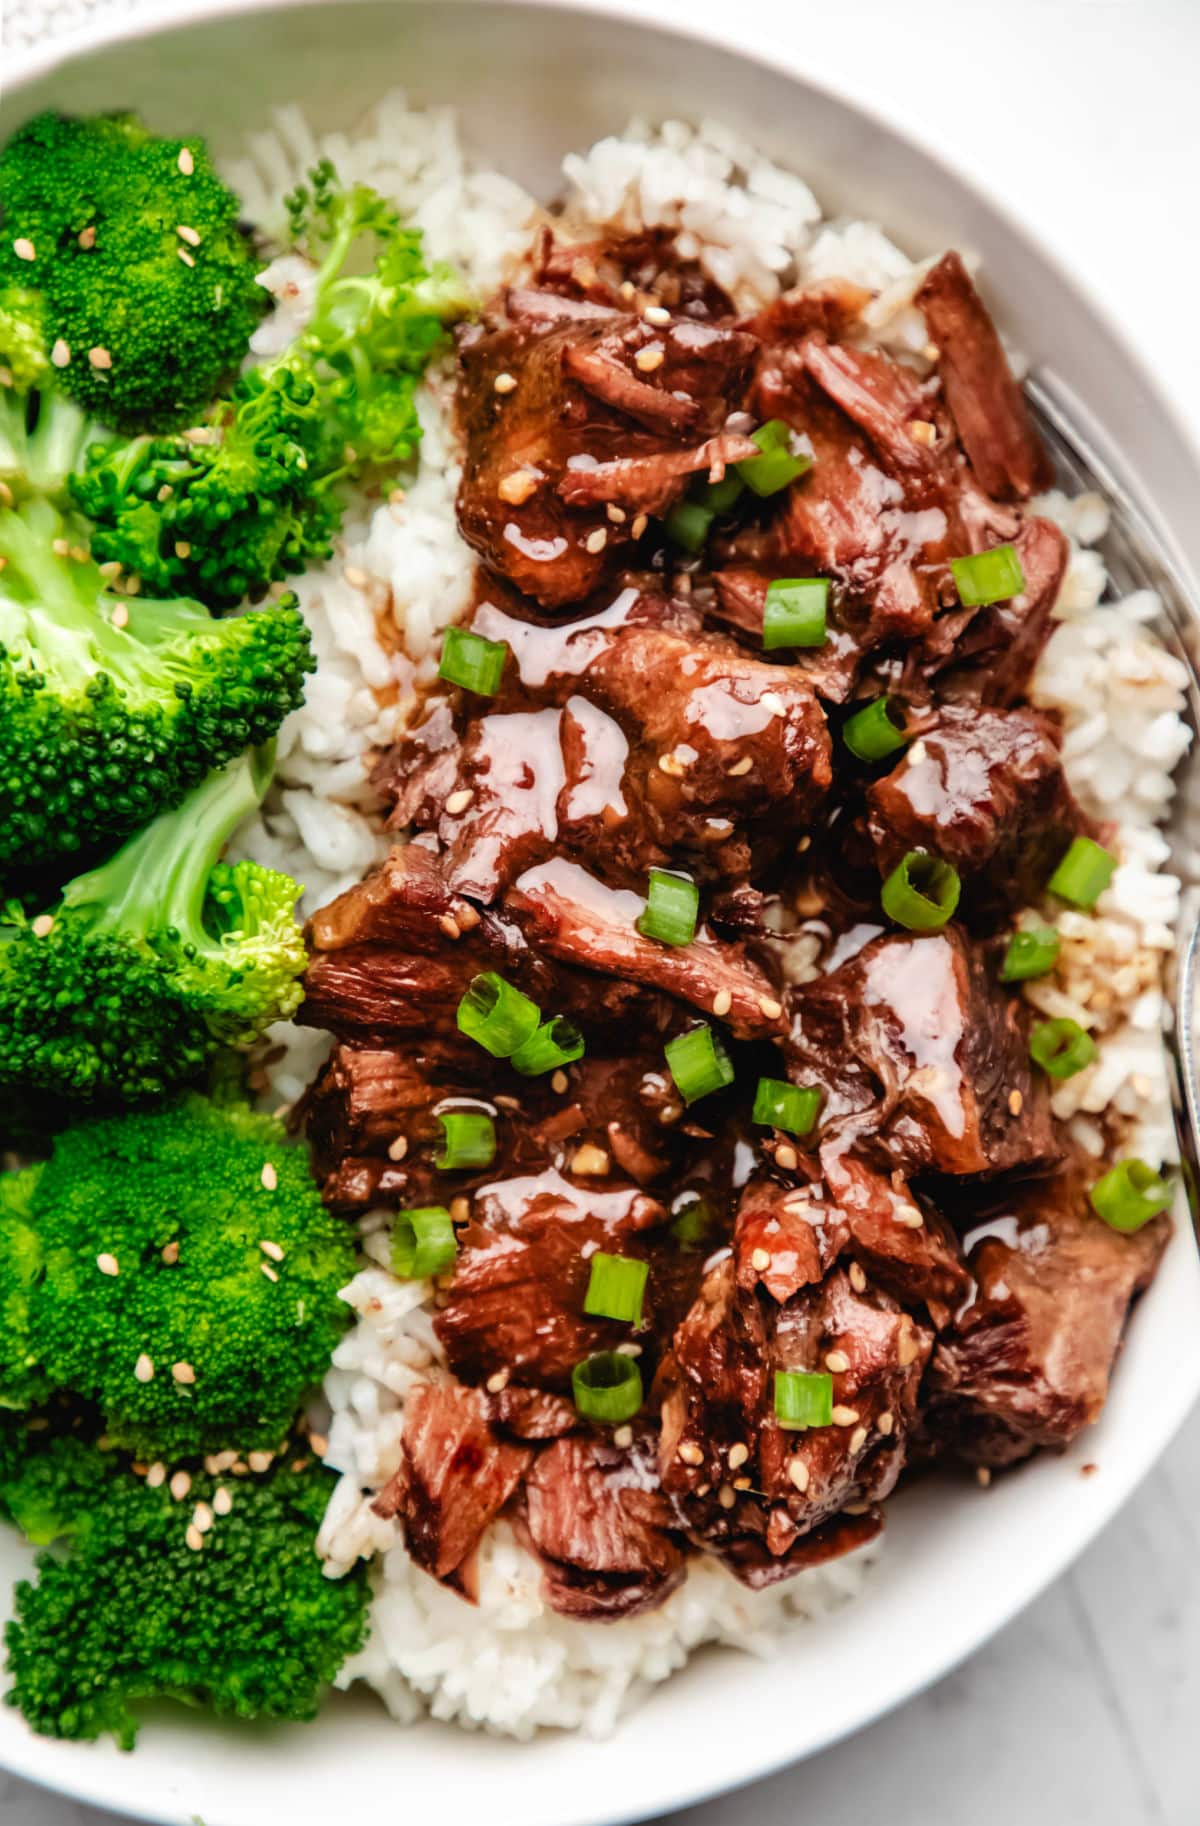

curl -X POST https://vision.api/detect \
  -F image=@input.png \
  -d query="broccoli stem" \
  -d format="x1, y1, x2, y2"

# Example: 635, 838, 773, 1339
0, 389, 108, 498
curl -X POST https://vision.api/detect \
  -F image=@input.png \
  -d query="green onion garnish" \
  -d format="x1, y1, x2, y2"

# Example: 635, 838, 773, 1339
636, 869, 700, 947
1048, 836, 1116, 909
774, 1369, 833, 1430
737, 420, 813, 497
665, 1025, 736, 1105
1000, 926, 1060, 982
762, 578, 828, 650
1029, 1017, 1097, 1080
1089, 1158, 1172, 1233
950, 543, 1026, 607
752, 1077, 822, 1136
510, 1014, 585, 1077
582, 1252, 649, 1326
456, 971, 541, 1058
571, 1351, 644, 1423
880, 851, 962, 932
435, 1110, 497, 1171
671, 1196, 715, 1250
438, 626, 508, 696
391, 1206, 459, 1280
843, 697, 909, 762
665, 498, 716, 553
698, 471, 747, 514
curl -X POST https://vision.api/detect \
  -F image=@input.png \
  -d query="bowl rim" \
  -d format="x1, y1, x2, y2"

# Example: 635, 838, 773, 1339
3, 4, 1200, 1823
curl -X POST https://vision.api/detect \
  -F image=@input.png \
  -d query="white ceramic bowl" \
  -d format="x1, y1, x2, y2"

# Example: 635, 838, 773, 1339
5, 4, 1200, 1822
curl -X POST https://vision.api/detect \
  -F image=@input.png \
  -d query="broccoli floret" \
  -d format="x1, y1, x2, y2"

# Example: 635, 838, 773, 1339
14, 1095, 354, 1458
0, 287, 112, 497
0, 491, 314, 871
3, 1431, 369, 1748
0, 748, 308, 1104
72, 159, 473, 609
0, 111, 266, 431
0, 1168, 47, 1409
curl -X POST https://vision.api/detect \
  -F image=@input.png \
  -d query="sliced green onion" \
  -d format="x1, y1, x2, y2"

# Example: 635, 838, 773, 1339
1090, 1158, 1172, 1233
665, 1025, 735, 1105
1048, 836, 1116, 909
457, 972, 541, 1058
774, 1369, 833, 1430
438, 626, 508, 696
737, 420, 813, 497
1029, 1017, 1097, 1080
762, 578, 828, 650
391, 1206, 458, 1280
510, 1015, 585, 1076
572, 1351, 644, 1423
671, 1196, 715, 1250
881, 851, 962, 931
752, 1077, 822, 1137
1000, 926, 1060, 982
698, 471, 747, 514
843, 697, 909, 762
665, 498, 716, 553
435, 1110, 496, 1171
637, 869, 699, 947
950, 543, 1026, 607
583, 1252, 649, 1326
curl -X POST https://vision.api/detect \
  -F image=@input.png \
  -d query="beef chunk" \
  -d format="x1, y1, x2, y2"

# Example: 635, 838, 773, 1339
524, 1435, 685, 1619
789, 927, 1058, 1177
916, 252, 1053, 502
373, 1382, 531, 1593
456, 296, 757, 607
709, 566, 863, 702
926, 1177, 1169, 1466
866, 703, 1090, 911
489, 1387, 578, 1440
917, 515, 1070, 708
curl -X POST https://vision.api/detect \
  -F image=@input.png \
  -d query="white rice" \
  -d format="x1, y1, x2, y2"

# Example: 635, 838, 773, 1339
225, 101, 1190, 1737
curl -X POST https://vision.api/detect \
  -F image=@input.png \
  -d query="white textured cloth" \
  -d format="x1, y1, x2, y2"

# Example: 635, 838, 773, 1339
3, 0, 149, 51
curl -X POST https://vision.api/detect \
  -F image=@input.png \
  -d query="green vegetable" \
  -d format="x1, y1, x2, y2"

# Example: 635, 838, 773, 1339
1, 1428, 369, 1749
0, 1169, 49, 1409
391, 1207, 459, 1280
664, 498, 716, 553
1048, 836, 1116, 910
664, 1025, 736, 1105
842, 697, 909, 762
510, 1015, 585, 1076
737, 419, 812, 497
880, 850, 962, 932
456, 971, 540, 1057
0, 288, 113, 498
72, 156, 473, 610
0, 748, 308, 1105
762, 578, 828, 650
571, 1351, 643, 1423
950, 543, 1025, 608
1089, 1158, 1172, 1233
1029, 1016, 1097, 1079
0, 111, 267, 432
774, 1369, 833, 1430
5, 1095, 354, 1457
438, 626, 507, 695
1000, 926, 1060, 982
752, 1077, 821, 1137
435, 1110, 496, 1170
636, 868, 699, 947
0, 490, 313, 874
582, 1253, 648, 1327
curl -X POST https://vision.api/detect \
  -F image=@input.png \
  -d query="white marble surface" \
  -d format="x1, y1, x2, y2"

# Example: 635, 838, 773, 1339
3, 0, 1199, 1822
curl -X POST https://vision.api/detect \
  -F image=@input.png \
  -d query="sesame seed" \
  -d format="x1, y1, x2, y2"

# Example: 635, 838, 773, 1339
344, 565, 370, 588
585, 527, 608, 554
176, 247, 196, 268
726, 756, 753, 777
551, 1070, 569, 1094
712, 989, 733, 1017
12, 238, 35, 262
616, 1341, 642, 1356
387, 1134, 409, 1162
910, 419, 937, 446
751, 1248, 771, 1273
606, 504, 627, 524
257, 1239, 284, 1265
261, 1263, 279, 1283
213, 1486, 233, 1516
0, 481, 12, 507
657, 751, 685, 777
895, 1203, 924, 1229
439, 913, 462, 940
50, 338, 71, 368
825, 1350, 850, 1374
898, 1329, 921, 1368
146, 1462, 166, 1488
171, 1361, 196, 1385
1008, 1089, 1024, 1115
758, 995, 783, 1020
486, 1368, 510, 1393
643, 304, 671, 326
631, 513, 648, 539
775, 1144, 799, 1172
178, 147, 195, 175
728, 1442, 750, 1470
619, 281, 636, 301
717, 1483, 737, 1509
678, 1441, 704, 1466
493, 371, 518, 394
52, 538, 70, 558
248, 1451, 274, 1473
613, 1425, 634, 1449
849, 1425, 868, 1453
169, 1471, 192, 1502
849, 1262, 867, 1294
88, 346, 112, 370
261, 1161, 278, 1191
570, 1143, 610, 1177
30, 914, 54, 939
445, 788, 474, 815
787, 1457, 810, 1493
635, 345, 665, 373
110, 603, 129, 629
185, 1525, 205, 1551
449, 1196, 471, 1223
976, 1466, 992, 1488
192, 1501, 214, 1533
161, 1241, 180, 1265
923, 341, 940, 362
907, 739, 928, 767
176, 224, 201, 246
831, 1405, 860, 1427
134, 1354, 155, 1384
878, 1411, 895, 1436
843, 1501, 871, 1515
96, 1252, 119, 1277
498, 468, 538, 505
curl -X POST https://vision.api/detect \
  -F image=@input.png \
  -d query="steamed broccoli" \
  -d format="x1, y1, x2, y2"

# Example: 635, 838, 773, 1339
0, 490, 314, 872
0, 748, 308, 1105
0, 287, 112, 498
73, 159, 474, 608
2, 1429, 369, 1748
0, 111, 266, 431
7, 1096, 355, 1458
0, 1169, 47, 1409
